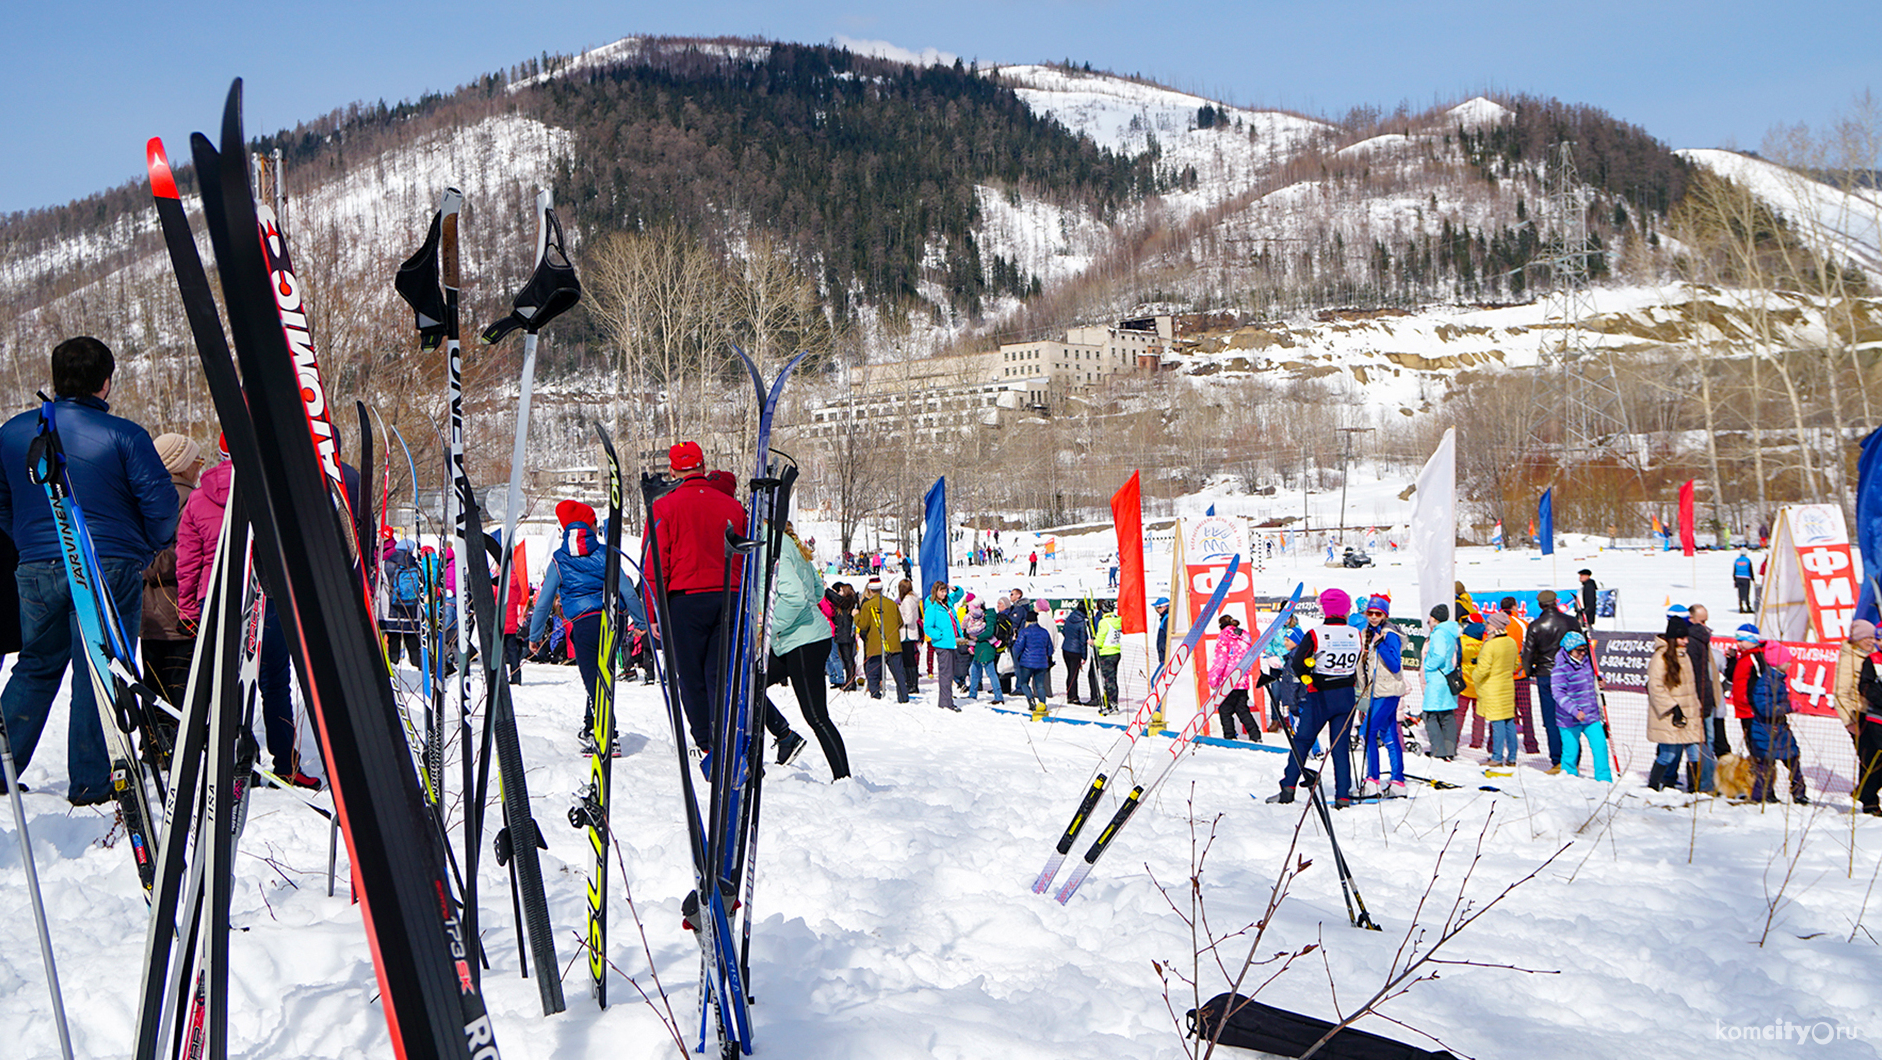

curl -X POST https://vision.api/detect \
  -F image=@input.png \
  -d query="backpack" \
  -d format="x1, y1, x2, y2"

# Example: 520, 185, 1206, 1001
993, 612, 1016, 649
393, 560, 425, 606
1187, 993, 1457, 1059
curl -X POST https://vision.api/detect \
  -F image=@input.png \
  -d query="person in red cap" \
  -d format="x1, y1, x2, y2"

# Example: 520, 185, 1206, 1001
647, 442, 800, 767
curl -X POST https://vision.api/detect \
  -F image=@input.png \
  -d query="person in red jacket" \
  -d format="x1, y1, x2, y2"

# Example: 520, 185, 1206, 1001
647, 443, 799, 770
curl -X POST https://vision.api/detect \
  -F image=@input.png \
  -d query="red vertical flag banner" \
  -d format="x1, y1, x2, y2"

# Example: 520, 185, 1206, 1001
1678, 479, 1697, 557
1111, 471, 1146, 634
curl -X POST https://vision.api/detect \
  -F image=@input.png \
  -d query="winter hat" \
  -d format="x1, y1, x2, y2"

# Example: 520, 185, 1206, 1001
1429, 604, 1450, 622
555, 499, 597, 528
1735, 623, 1763, 643
1663, 614, 1691, 640
1560, 631, 1587, 652
1366, 593, 1391, 616
866, 577, 882, 590
703, 469, 738, 497
1035, 599, 1049, 611
669, 441, 704, 474
1484, 612, 1511, 635
1851, 619, 1877, 643
964, 592, 976, 604
1537, 589, 1557, 607
1666, 603, 1690, 620
1319, 587, 1351, 619
1577, 568, 1593, 577
216, 432, 229, 457
153, 433, 201, 475
1765, 641, 1793, 669
1153, 596, 1170, 608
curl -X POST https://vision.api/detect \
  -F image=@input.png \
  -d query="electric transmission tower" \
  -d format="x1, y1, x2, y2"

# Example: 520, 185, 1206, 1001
1534, 141, 1633, 463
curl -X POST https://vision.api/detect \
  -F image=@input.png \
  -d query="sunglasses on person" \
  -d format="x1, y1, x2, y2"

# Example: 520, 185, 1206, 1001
1365, 609, 1385, 617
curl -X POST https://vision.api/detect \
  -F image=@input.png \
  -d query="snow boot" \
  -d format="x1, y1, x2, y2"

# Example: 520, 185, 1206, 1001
776, 731, 807, 766
1647, 763, 1667, 791
1264, 788, 1296, 804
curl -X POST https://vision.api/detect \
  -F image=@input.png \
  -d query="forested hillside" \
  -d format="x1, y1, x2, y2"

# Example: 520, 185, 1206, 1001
540, 43, 1151, 320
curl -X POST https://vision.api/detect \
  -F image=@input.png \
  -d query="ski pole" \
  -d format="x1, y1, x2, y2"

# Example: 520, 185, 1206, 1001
1273, 709, 1380, 930
0, 713, 74, 1060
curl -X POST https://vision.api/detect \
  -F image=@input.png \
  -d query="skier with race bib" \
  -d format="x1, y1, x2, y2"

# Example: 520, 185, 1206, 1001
1268, 588, 1363, 808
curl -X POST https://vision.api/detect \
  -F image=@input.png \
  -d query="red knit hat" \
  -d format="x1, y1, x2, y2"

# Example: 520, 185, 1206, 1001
555, 499, 597, 527
703, 469, 737, 497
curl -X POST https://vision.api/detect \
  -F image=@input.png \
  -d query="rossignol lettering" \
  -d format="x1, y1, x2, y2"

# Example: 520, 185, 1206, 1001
256, 205, 342, 486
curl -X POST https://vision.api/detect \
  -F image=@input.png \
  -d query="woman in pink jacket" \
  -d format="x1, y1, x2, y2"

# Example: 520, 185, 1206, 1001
1207, 615, 1261, 741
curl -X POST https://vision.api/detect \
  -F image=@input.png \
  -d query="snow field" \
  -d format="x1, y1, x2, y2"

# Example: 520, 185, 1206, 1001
6, 637, 1882, 1058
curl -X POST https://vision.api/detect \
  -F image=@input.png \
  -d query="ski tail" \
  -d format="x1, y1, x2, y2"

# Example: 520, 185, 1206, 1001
1055, 785, 1144, 904
1032, 774, 1107, 893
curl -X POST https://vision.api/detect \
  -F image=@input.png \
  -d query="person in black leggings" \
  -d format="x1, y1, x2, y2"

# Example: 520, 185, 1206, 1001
765, 525, 846, 777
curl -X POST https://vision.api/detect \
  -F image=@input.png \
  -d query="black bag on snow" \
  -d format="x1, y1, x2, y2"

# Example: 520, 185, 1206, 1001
1186, 993, 1456, 1059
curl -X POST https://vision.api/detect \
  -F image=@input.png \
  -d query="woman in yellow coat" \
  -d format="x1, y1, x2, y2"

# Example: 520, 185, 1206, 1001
1472, 612, 1520, 766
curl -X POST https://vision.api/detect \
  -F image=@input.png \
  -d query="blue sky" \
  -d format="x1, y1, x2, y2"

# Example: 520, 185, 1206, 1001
4, 0, 1875, 214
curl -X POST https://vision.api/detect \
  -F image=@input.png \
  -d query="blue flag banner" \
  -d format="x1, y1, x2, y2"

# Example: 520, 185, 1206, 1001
1538, 488, 1554, 556
1206, 504, 1215, 516
1856, 428, 1882, 622
920, 476, 949, 591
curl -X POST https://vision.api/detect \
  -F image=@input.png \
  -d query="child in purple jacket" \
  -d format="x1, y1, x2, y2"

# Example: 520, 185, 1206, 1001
1550, 632, 1611, 781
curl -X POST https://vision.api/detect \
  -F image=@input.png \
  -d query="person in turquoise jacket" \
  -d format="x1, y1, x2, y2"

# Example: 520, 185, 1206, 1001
923, 582, 963, 712
755, 525, 823, 774
1420, 604, 1462, 760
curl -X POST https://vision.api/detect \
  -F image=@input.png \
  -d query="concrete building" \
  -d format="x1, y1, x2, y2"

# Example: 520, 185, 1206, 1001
805, 315, 1171, 442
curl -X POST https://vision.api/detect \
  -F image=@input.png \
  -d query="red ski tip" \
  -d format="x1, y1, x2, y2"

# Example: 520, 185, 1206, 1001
146, 138, 179, 200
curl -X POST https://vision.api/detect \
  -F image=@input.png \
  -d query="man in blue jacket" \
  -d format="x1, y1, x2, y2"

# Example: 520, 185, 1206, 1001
1733, 550, 1754, 614
0, 338, 178, 803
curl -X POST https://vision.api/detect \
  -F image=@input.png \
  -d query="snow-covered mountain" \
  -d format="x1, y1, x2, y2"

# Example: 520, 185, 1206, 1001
1680, 147, 1882, 282
1, 37, 1877, 493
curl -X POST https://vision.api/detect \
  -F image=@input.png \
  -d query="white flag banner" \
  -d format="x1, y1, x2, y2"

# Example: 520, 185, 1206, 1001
1411, 428, 1456, 622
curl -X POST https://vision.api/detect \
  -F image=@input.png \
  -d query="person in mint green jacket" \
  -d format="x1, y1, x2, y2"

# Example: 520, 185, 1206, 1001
766, 525, 843, 777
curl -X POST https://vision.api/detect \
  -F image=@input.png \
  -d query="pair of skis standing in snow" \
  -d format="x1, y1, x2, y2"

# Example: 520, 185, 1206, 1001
638, 352, 810, 1059
1029, 569, 1380, 929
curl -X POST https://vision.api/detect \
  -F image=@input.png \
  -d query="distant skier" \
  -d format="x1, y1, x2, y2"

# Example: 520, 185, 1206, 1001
1733, 549, 1754, 613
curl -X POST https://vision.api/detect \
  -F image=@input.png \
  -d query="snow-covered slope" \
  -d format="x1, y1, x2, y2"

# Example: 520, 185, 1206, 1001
1680, 147, 1882, 282
994, 64, 1331, 213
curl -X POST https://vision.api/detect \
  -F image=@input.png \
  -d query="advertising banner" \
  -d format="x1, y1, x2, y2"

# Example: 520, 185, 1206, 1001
1592, 631, 1839, 718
